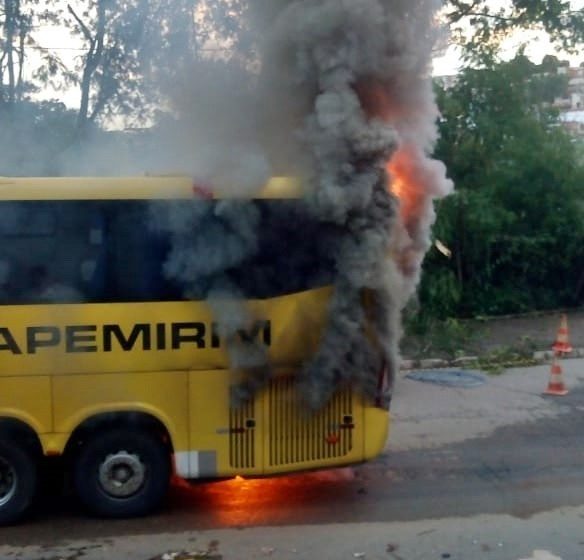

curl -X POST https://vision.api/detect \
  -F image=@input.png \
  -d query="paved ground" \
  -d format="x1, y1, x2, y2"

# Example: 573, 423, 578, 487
389, 360, 583, 450
2, 359, 584, 559
3, 509, 584, 560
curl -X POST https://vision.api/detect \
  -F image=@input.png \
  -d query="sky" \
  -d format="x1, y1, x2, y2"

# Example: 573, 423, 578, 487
433, 0, 584, 75
433, 38, 584, 77
27, 0, 584, 109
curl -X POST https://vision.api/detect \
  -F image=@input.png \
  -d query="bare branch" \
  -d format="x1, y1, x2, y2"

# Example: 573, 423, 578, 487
67, 4, 92, 43
455, 11, 518, 24
446, 0, 482, 24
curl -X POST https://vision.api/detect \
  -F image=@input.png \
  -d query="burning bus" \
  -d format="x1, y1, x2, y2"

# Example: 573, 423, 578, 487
0, 176, 391, 524
0, 0, 452, 526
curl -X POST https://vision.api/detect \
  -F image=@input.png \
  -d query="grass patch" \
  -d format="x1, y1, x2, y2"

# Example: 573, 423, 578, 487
402, 315, 482, 360
475, 336, 539, 374
402, 310, 543, 375
477, 350, 539, 374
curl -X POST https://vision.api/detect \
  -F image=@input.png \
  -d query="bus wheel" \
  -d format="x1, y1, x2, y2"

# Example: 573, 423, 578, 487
0, 440, 38, 526
73, 429, 170, 518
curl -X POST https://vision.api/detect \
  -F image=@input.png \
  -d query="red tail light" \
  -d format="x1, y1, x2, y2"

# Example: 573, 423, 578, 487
192, 182, 214, 199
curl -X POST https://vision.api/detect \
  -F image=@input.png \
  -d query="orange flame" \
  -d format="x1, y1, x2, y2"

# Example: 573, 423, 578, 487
357, 79, 448, 284
387, 146, 429, 279
174, 471, 353, 527
387, 159, 406, 200
387, 150, 415, 221
355, 80, 419, 222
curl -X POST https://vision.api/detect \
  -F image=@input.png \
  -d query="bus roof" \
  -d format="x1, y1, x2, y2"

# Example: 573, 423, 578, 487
0, 176, 304, 201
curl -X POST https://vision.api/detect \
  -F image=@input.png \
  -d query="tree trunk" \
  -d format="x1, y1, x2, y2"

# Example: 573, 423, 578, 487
71, 1, 107, 136
456, 195, 465, 290
4, 0, 16, 105
16, 2, 26, 102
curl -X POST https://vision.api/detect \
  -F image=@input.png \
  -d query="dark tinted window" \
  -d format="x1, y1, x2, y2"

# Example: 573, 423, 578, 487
0, 202, 56, 236
0, 200, 101, 303
0, 199, 334, 304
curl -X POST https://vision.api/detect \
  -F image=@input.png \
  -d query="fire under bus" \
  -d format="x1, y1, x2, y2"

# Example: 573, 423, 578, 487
0, 176, 390, 525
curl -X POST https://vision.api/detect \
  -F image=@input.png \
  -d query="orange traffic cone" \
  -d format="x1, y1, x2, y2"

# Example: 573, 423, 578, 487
544, 355, 569, 396
552, 314, 573, 355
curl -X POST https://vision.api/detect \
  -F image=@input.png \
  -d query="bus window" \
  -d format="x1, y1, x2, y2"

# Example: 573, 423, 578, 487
0, 202, 56, 237
0, 201, 104, 304
0, 199, 336, 304
148, 199, 336, 300
101, 200, 183, 302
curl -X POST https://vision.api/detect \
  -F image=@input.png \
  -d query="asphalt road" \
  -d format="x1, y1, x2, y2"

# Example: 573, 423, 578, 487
2, 380, 584, 550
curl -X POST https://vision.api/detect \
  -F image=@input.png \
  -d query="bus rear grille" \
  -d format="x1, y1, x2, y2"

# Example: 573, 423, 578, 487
229, 397, 255, 469
268, 376, 353, 467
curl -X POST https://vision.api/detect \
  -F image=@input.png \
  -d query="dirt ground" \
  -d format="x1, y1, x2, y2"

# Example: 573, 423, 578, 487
470, 309, 584, 353
401, 308, 584, 359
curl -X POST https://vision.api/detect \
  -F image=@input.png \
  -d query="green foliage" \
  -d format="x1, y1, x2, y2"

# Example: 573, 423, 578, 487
417, 267, 461, 319
422, 56, 584, 319
3, 1, 582, 140
476, 337, 539, 374
0, 100, 78, 175
2, 0, 248, 135
403, 309, 480, 360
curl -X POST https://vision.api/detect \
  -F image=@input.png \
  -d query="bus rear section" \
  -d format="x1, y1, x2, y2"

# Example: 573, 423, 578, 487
0, 178, 391, 524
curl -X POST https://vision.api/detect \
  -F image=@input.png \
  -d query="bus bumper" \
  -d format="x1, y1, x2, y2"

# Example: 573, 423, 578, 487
363, 408, 390, 460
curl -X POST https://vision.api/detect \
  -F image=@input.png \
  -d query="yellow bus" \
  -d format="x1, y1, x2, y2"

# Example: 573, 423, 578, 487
0, 176, 390, 525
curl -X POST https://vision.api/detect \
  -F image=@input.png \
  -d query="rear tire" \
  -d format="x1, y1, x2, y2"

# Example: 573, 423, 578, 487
0, 440, 38, 526
73, 428, 170, 518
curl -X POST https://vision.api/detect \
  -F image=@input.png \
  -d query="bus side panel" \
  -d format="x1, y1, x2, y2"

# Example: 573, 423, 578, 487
0, 376, 52, 439
0, 288, 330, 378
188, 369, 264, 479
51, 371, 189, 454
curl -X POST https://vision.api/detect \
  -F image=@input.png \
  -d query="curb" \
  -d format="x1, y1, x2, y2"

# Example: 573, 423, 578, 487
533, 348, 584, 361
400, 347, 584, 371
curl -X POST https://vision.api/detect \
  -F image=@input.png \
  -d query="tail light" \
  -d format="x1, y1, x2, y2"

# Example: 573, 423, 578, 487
192, 181, 214, 199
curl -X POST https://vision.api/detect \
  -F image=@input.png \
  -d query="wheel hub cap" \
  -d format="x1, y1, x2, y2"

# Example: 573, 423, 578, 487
98, 451, 145, 498
0, 457, 17, 507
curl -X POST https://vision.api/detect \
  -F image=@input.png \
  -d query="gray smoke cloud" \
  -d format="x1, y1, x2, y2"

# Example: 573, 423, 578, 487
243, 0, 453, 408
149, 198, 271, 402
147, 58, 273, 195
152, 0, 453, 410
55, 57, 273, 194
26, 0, 450, 410
0, 1, 451, 411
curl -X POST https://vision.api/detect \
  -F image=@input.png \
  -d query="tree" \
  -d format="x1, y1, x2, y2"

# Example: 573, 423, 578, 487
444, 0, 584, 61
64, 0, 250, 135
1, 0, 30, 107
0, 0, 251, 174
0, 100, 78, 175
422, 56, 584, 317
1, 0, 65, 109
65, 0, 157, 135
